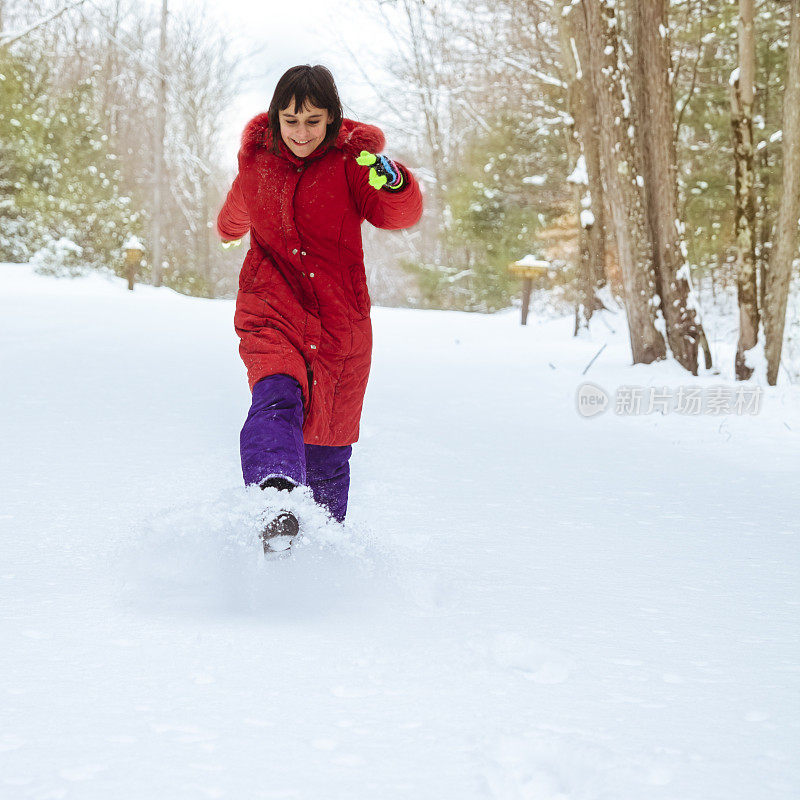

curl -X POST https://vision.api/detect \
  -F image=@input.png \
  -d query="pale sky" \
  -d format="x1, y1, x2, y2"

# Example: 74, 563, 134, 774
162, 0, 395, 162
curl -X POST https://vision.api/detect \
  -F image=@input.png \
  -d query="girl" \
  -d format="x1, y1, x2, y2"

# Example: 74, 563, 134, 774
217, 64, 423, 553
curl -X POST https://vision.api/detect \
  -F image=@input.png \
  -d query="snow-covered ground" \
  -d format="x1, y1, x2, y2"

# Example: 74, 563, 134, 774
1, 263, 798, 799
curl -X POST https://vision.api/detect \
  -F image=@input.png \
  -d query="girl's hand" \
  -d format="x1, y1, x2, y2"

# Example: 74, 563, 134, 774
355, 151, 406, 192
220, 239, 242, 250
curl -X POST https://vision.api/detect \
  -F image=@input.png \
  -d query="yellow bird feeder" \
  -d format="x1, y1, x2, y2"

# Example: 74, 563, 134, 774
123, 235, 145, 291
508, 255, 551, 325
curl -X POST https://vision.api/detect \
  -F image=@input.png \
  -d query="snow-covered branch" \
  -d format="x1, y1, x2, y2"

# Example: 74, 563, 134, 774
0, 1, 88, 46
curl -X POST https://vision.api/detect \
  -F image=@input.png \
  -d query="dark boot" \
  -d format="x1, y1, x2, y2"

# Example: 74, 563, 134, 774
260, 510, 299, 554
259, 476, 299, 554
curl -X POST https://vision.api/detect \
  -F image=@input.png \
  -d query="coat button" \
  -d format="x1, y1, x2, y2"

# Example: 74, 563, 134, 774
309, 272, 315, 278
292, 248, 298, 254
301, 272, 306, 277
310, 344, 317, 350
300, 251, 306, 256
297, 167, 303, 173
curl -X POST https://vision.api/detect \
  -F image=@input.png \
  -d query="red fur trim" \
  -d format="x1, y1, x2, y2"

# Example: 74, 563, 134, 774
241, 111, 271, 155
336, 118, 385, 155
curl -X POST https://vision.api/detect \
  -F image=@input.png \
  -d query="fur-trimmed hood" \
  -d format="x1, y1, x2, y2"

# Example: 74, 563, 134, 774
240, 112, 385, 161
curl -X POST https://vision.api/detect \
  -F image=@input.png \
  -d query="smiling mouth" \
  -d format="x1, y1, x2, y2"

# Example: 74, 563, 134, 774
292, 139, 313, 146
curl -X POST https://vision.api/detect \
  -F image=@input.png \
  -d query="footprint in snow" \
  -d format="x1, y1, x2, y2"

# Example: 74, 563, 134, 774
487, 632, 574, 684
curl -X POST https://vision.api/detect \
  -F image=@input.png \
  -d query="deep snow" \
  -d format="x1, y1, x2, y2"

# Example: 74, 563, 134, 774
1, 263, 798, 799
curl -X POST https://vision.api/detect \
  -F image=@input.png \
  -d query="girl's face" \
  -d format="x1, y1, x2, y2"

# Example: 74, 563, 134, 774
279, 99, 332, 157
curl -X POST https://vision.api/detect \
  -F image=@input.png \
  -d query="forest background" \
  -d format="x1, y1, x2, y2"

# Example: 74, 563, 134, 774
1, 0, 798, 383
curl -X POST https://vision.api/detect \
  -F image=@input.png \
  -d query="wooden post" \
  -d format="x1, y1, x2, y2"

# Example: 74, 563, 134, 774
521, 277, 533, 325
123, 235, 145, 291
126, 252, 137, 290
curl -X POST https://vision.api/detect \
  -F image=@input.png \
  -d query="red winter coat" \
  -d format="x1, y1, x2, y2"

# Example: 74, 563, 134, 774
217, 114, 423, 446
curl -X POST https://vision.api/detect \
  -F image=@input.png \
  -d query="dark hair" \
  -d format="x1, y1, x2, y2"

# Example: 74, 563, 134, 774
268, 65, 343, 155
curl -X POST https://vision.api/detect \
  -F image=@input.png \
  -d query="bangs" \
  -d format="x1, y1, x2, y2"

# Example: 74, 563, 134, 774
278, 90, 324, 116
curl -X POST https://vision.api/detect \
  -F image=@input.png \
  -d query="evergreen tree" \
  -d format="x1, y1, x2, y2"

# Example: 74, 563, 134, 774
404, 110, 568, 312
0, 47, 140, 271
0, 49, 46, 261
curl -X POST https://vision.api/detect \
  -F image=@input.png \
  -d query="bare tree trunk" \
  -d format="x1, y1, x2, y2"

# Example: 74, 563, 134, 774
554, 0, 607, 334
151, 0, 168, 288
764, 0, 800, 385
395, 0, 449, 267
581, 82, 607, 292
200, 186, 210, 281
99, 0, 121, 124
573, 0, 666, 364
755, 60, 774, 317
629, 0, 711, 374
731, 0, 758, 379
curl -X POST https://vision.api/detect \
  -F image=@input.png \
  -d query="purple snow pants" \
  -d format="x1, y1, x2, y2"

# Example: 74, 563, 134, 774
240, 374, 352, 522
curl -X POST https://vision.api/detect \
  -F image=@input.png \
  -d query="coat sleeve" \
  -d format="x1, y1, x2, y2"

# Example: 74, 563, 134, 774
216, 174, 251, 241
345, 156, 423, 230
